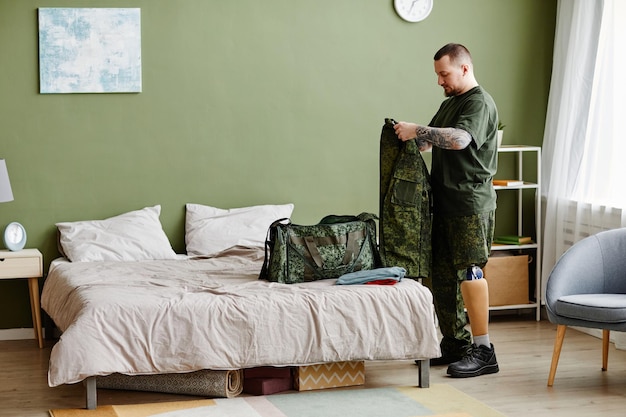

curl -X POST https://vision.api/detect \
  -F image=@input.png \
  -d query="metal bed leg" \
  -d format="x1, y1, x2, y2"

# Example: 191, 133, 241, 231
84, 377, 97, 410
416, 359, 430, 388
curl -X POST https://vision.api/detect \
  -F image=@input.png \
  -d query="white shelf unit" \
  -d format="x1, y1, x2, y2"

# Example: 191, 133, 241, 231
492, 145, 542, 320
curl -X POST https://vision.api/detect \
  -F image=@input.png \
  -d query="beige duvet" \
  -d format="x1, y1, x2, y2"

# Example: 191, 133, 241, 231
42, 246, 440, 387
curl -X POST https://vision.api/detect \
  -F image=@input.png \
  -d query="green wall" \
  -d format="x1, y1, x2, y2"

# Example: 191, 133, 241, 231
0, 0, 556, 329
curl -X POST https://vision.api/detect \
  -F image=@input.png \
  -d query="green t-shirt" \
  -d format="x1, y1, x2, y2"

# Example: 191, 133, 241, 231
429, 86, 498, 217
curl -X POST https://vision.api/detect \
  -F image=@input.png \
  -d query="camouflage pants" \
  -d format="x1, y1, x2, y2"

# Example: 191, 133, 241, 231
430, 211, 495, 357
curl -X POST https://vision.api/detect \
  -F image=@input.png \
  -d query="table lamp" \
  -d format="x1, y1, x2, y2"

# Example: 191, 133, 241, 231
0, 159, 26, 251
0, 159, 13, 203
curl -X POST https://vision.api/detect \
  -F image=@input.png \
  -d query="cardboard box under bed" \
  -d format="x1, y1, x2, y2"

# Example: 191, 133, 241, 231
294, 361, 365, 391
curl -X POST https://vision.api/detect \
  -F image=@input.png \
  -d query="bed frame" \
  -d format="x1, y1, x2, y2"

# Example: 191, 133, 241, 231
81, 361, 430, 409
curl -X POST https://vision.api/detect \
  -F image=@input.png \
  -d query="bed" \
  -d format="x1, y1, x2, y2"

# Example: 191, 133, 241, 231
41, 204, 441, 409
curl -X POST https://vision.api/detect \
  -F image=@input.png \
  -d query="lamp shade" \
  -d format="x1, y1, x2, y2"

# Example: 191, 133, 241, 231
0, 159, 14, 203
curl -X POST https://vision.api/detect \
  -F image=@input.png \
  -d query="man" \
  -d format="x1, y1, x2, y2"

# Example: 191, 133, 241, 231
394, 43, 499, 378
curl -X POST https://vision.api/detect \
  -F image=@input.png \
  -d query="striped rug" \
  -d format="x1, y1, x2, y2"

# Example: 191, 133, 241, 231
50, 384, 506, 417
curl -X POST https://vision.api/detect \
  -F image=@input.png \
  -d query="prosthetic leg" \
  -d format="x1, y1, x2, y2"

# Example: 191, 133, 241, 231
461, 266, 490, 338
447, 265, 499, 378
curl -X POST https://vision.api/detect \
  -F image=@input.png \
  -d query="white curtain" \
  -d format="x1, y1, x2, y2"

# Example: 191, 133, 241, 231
542, 0, 626, 345
542, 0, 626, 344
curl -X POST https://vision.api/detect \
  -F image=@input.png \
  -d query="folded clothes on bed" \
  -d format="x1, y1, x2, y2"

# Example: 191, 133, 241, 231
336, 266, 406, 285
365, 278, 401, 286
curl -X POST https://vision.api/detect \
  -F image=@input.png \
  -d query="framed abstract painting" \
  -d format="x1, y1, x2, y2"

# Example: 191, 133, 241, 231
38, 8, 142, 94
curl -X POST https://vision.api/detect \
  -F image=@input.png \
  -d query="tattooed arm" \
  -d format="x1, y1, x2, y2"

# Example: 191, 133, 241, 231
394, 122, 471, 151
415, 125, 471, 150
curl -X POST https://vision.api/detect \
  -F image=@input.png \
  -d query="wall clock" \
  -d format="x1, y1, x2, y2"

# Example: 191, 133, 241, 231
394, 0, 433, 22
3, 222, 27, 251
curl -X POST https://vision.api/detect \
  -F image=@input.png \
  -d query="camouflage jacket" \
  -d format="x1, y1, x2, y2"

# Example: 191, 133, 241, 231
379, 119, 432, 279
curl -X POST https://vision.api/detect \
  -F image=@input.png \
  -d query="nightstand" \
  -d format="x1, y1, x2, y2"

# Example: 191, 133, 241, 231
0, 249, 44, 348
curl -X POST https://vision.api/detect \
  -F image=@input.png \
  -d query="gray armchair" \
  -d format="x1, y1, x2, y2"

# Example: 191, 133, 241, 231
546, 227, 626, 386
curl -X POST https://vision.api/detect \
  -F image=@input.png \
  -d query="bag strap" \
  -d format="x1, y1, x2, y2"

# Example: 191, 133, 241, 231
303, 236, 324, 268
356, 212, 378, 222
319, 214, 360, 224
357, 212, 382, 267
291, 229, 365, 269
259, 218, 291, 280
292, 235, 347, 268
343, 230, 364, 264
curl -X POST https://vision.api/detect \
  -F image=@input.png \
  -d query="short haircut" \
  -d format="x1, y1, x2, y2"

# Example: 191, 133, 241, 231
434, 43, 472, 64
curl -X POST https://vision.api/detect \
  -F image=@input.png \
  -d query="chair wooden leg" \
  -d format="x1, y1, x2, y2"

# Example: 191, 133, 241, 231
548, 324, 567, 387
602, 329, 610, 371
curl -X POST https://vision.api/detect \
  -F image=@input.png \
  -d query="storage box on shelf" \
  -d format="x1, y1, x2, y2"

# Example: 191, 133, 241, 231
483, 254, 529, 306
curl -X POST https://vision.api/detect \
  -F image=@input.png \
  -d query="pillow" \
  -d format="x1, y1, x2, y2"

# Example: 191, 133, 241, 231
57, 205, 178, 262
185, 203, 294, 256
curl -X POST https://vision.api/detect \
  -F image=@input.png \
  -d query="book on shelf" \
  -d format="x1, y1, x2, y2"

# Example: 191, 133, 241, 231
493, 179, 524, 186
493, 235, 533, 245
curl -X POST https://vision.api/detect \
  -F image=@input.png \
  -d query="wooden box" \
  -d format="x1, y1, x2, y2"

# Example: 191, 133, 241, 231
293, 361, 365, 391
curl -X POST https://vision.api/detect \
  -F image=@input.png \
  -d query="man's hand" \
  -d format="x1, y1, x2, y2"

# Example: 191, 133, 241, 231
393, 121, 433, 151
393, 121, 419, 142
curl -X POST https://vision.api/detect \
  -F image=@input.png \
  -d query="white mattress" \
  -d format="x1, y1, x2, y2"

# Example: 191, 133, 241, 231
42, 246, 440, 387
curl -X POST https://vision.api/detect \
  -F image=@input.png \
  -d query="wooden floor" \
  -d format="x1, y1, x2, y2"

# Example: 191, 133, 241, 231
2, 314, 626, 417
